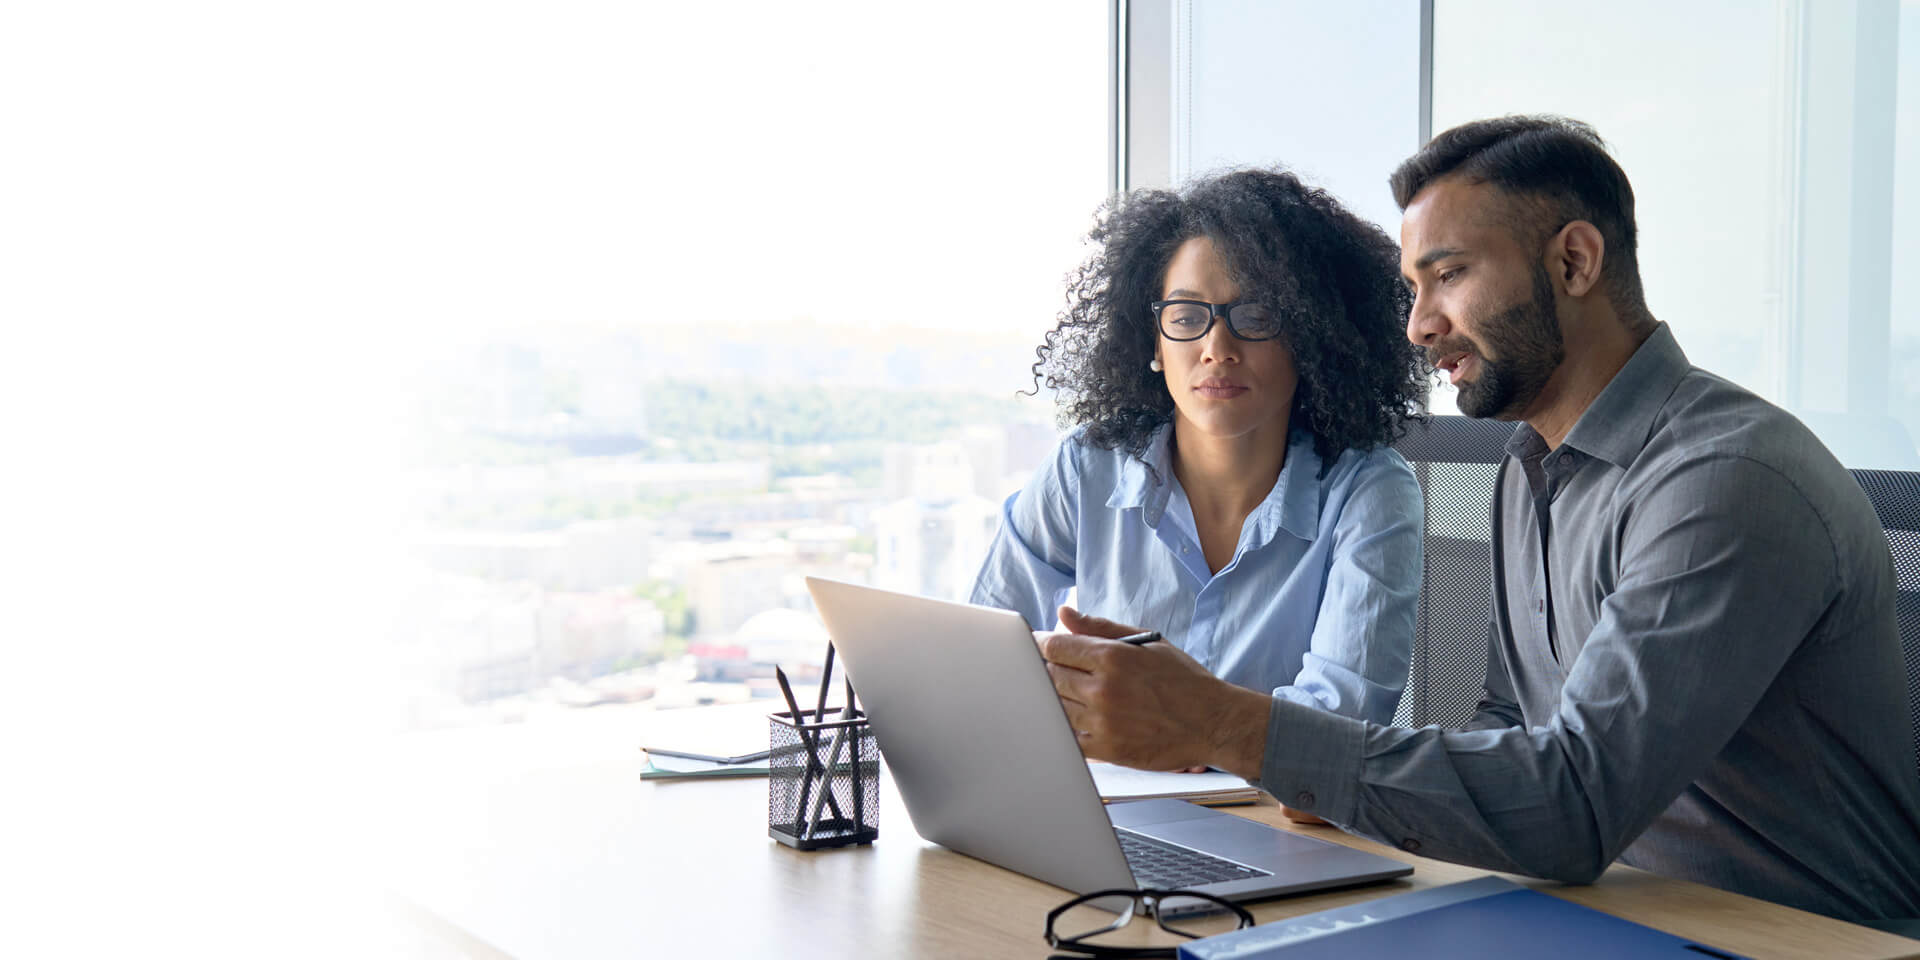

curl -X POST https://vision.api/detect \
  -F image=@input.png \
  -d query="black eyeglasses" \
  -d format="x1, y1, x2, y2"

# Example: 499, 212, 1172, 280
1149, 299, 1284, 342
1043, 888, 1255, 959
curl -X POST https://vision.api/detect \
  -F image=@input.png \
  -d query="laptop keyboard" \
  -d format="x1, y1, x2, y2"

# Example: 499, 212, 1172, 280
1117, 829, 1271, 888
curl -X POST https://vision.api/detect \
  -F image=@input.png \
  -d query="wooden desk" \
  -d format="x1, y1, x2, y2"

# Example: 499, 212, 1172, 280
380, 702, 1920, 959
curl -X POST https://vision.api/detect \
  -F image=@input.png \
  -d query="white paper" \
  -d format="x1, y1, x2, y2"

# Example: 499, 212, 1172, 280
1086, 761, 1261, 804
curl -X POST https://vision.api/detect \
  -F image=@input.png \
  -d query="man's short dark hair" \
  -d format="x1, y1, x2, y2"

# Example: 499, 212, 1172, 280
1390, 115, 1647, 317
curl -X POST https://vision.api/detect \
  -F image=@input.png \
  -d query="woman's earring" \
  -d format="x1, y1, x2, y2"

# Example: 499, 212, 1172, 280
1149, 359, 1163, 372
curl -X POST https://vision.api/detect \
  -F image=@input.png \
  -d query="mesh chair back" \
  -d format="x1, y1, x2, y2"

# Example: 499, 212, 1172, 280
1390, 416, 1516, 727
1849, 469, 1920, 780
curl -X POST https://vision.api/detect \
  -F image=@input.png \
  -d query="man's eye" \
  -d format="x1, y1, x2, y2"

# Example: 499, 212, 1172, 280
1439, 268, 1463, 284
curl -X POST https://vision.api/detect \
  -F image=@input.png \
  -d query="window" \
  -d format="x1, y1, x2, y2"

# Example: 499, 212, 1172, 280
1432, 0, 1917, 468
395, 2, 1108, 726
1122, 0, 1423, 233
1125, 1, 1917, 467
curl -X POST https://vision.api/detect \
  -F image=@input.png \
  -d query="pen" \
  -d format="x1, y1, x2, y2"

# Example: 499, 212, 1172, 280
775, 665, 844, 831
805, 719, 851, 839
813, 642, 836, 724
846, 677, 862, 834
775, 666, 821, 833
801, 644, 840, 839
1118, 631, 1164, 645
643, 747, 772, 765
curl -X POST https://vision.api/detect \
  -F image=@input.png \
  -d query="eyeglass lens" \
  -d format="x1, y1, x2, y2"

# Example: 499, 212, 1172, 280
1157, 302, 1282, 341
1048, 891, 1248, 956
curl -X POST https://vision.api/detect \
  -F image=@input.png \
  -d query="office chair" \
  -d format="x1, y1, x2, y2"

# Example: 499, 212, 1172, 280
1389, 415, 1517, 728
1849, 468, 1920, 780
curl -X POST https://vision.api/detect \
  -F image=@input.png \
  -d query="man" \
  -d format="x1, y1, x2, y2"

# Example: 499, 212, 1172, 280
1037, 115, 1920, 926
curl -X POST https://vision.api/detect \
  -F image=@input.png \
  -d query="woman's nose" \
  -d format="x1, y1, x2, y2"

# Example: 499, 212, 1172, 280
1200, 317, 1241, 363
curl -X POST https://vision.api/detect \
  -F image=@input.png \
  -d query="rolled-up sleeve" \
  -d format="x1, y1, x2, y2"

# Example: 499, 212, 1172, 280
1272, 453, 1422, 725
1259, 454, 1840, 882
968, 436, 1082, 630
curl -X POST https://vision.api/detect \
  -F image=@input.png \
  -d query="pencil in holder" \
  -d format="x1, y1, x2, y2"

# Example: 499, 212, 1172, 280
768, 707, 878, 850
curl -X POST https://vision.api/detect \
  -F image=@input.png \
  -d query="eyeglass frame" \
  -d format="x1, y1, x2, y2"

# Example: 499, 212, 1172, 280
1148, 299, 1284, 342
1043, 887, 1256, 959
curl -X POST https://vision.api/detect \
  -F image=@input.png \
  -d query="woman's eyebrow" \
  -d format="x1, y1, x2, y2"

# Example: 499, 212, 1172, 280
1163, 288, 1207, 299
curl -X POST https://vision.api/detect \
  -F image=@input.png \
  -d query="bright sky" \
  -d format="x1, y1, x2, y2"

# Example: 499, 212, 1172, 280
333, 1, 1112, 343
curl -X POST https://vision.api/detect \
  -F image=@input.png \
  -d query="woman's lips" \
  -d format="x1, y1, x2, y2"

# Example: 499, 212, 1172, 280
1194, 382, 1248, 399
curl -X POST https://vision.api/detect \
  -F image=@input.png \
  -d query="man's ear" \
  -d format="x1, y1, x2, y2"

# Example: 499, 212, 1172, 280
1550, 220, 1606, 298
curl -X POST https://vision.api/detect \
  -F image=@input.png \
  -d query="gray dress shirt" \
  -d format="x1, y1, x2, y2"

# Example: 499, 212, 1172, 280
1257, 324, 1920, 924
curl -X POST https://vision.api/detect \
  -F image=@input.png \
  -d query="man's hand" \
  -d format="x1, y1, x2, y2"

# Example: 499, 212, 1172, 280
1037, 606, 1271, 779
1279, 805, 1328, 825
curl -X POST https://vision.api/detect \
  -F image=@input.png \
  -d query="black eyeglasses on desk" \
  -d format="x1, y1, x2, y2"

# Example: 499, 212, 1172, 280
1044, 888, 1255, 959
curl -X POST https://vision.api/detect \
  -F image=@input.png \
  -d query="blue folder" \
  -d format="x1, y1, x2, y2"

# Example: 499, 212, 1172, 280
1178, 876, 1749, 959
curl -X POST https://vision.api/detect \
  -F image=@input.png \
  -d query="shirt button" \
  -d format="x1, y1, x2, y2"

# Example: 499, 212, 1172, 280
1181, 545, 1190, 554
1400, 838, 1422, 853
1293, 791, 1315, 809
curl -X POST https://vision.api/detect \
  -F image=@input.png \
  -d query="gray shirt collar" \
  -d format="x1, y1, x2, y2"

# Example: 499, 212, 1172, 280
1506, 322, 1690, 469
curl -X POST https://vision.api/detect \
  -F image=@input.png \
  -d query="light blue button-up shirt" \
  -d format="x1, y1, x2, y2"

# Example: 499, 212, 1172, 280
969, 424, 1422, 724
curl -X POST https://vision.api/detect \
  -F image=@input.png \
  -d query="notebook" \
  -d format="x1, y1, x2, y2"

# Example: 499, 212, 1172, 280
641, 752, 1260, 801
639, 752, 771, 780
1177, 875, 1751, 958
803, 577, 1411, 905
1087, 762, 1262, 806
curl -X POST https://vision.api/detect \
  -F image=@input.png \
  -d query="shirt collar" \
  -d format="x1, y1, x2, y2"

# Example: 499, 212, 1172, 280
1264, 429, 1325, 543
1106, 424, 1176, 519
1106, 423, 1324, 542
1507, 322, 1690, 469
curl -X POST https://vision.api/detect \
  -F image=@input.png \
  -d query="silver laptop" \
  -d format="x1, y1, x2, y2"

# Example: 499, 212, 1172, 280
804, 577, 1412, 905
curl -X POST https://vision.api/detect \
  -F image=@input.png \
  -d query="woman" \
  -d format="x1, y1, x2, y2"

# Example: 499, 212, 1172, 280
971, 168, 1426, 725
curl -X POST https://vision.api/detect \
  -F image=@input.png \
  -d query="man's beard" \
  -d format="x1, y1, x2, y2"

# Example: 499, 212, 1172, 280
1431, 265, 1564, 420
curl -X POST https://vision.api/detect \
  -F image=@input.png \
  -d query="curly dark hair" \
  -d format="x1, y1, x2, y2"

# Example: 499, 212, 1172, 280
1031, 168, 1426, 466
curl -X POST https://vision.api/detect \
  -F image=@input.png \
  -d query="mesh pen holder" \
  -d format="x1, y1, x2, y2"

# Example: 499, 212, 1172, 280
768, 707, 878, 850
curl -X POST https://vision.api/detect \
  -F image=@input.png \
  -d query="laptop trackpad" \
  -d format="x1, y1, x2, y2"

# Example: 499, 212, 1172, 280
1106, 797, 1224, 827
1154, 814, 1328, 858
1110, 799, 1328, 858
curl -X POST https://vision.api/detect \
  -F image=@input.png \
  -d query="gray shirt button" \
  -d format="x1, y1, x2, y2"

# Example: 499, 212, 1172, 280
1400, 837, 1422, 853
1293, 791, 1315, 808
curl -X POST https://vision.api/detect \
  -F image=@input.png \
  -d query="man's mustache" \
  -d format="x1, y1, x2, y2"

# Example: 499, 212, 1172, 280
1425, 337, 1477, 368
